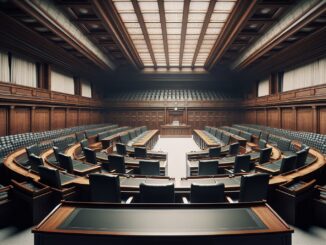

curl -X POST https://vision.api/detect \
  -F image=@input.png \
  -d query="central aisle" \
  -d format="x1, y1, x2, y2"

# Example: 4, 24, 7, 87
153, 136, 200, 179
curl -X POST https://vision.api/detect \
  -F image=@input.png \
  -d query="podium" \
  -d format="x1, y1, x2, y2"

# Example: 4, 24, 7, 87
160, 124, 191, 137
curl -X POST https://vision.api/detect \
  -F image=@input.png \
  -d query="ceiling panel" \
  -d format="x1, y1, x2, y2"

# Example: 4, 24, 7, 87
112, 0, 238, 69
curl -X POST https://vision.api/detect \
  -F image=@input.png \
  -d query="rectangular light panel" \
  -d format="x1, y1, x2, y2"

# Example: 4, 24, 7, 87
113, 0, 237, 69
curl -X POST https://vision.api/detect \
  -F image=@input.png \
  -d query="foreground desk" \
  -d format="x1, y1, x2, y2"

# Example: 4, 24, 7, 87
160, 124, 191, 137
33, 202, 292, 245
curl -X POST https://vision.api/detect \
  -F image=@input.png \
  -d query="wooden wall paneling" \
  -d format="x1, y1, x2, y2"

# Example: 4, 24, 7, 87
281, 108, 294, 130
12, 107, 31, 134
52, 108, 66, 129
319, 107, 326, 134
33, 107, 50, 132
0, 107, 8, 136
67, 109, 78, 128
267, 108, 279, 128
296, 107, 313, 132
256, 109, 266, 125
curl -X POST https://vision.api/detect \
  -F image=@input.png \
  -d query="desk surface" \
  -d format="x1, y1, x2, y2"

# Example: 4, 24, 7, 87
34, 202, 292, 237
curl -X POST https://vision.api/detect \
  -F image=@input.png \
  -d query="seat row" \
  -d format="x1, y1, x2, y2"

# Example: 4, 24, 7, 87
107, 89, 236, 101
234, 124, 326, 154
120, 126, 148, 146
88, 172, 270, 204
0, 123, 112, 161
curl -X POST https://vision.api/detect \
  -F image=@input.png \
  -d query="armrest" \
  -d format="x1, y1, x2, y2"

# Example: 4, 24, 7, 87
126, 168, 134, 174
226, 196, 234, 203
182, 197, 189, 204
125, 196, 134, 204
225, 169, 233, 174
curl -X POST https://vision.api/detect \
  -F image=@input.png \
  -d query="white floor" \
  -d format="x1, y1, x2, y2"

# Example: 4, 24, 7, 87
153, 136, 199, 179
0, 137, 325, 244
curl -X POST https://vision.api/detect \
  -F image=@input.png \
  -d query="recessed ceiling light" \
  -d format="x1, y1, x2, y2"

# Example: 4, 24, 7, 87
21, 18, 37, 23
34, 27, 48, 32
260, 8, 271, 14
79, 8, 89, 14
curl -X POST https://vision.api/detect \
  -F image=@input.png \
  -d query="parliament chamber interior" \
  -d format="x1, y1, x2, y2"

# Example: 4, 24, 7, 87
0, 0, 326, 244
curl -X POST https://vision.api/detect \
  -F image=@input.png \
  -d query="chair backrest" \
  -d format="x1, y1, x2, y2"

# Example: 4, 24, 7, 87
26, 144, 41, 158
233, 154, 251, 173
135, 147, 147, 158
80, 139, 88, 150
280, 155, 297, 174
259, 147, 272, 164
190, 183, 225, 203
53, 146, 61, 162
139, 183, 175, 203
89, 174, 121, 202
116, 143, 127, 156
38, 166, 61, 189
58, 153, 74, 174
29, 154, 44, 172
84, 147, 97, 165
198, 160, 219, 175
296, 147, 309, 168
229, 142, 240, 156
139, 160, 160, 176
258, 139, 267, 149
209, 147, 221, 158
108, 154, 126, 173
239, 173, 270, 202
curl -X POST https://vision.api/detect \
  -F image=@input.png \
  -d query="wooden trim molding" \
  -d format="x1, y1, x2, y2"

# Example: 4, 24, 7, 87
205, 0, 259, 70
12, 0, 115, 70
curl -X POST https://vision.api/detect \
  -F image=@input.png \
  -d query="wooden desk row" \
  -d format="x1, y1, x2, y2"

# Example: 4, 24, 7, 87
193, 129, 220, 149
132, 129, 159, 149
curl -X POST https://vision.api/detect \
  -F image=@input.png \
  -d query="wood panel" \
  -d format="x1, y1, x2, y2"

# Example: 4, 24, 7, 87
12, 107, 31, 134
296, 107, 313, 132
281, 108, 294, 130
67, 109, 78, 128
267, 109, 279, 128
319, 107, 326, 134
52, 108, 66, 129
256, 110, 266, 126
0, 107, 8, 136
33, 108, 50, 132
107, 110, 165, 129
79, 110, 90, 125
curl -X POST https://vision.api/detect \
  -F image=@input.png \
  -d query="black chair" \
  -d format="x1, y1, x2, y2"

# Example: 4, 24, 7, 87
89, 174, 123, 203
258, 139, 267, 149
38, 166, 62, 189
26, 144, 41, 158
116, 143, 127, 156
53, 146, 64, 163
259, 147, 272, 164
233, 154, 251, 173
139, 160, 160, 176
228, 142, 240, 156
238, 173, 270, 202
296, 148, 309, 168
139, 183, 175, 203
80, 139, 88, 150
29, 154, 44, 172
280, 155, 297, 174
209, 147, 221, 158
84, 147, 97, 165
57, 153, 95, 174
107, 154, 127, 173
135, 147, 147, 158
188, 183, 225, 203
198, 160, 219, 176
